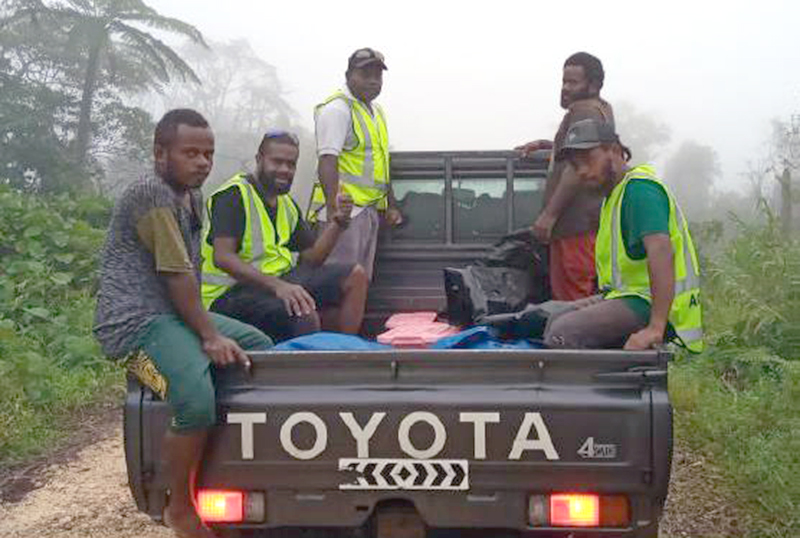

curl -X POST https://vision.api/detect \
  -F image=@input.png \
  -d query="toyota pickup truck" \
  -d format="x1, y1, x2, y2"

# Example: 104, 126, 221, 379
124, 151, 672, 538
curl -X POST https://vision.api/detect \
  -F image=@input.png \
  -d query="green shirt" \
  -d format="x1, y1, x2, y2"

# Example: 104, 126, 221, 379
617, 179, 670, 323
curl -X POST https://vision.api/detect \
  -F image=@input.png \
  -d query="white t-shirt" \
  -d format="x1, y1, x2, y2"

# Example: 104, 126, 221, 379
315, 86, 382, 157
314, 86, 384, 219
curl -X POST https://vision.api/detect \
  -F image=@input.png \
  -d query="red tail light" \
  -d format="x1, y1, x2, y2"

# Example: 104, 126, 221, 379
550, 493, 600, 527
196, 490, 244, 523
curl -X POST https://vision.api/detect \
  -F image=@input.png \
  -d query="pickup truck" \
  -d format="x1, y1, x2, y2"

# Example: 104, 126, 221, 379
124, 151, 672, 538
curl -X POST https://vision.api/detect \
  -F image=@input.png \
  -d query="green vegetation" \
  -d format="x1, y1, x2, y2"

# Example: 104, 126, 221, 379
0, 186, 122, 465
0, 181, 797, 536
670, 212, 800, 537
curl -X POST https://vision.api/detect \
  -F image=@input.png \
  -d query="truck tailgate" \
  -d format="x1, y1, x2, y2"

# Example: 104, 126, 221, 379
132, 349, 671, 531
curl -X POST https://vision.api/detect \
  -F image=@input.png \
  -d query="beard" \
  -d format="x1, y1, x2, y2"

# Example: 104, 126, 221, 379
161, 159, 190, 190
560, 88, 594, 109
256, 168, 291, 196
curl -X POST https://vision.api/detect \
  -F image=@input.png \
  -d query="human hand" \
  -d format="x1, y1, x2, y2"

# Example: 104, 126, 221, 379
274, 281, 316, 317
332, 192, 353, 227
531, 212, 556, 243
202, 334, 251, 370
624, 326, 665, 351
515, 139, 553, 157
385, 207, 404, 227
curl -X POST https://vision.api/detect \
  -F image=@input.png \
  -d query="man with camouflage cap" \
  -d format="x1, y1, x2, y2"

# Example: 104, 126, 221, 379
543, 119, 703, 352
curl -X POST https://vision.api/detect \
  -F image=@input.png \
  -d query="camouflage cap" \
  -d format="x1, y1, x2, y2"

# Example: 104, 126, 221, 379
557, 118, 619, 159
348, 48, 388, 71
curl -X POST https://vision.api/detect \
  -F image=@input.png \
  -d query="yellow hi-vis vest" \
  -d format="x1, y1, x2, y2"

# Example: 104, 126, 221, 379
596, 164, 704, 353
200, 173, 299, 308
307, 90, 390, 221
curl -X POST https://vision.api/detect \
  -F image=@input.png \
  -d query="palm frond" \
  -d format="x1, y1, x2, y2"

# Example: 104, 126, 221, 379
110, 20, 200, 84
112, 9, 206, 47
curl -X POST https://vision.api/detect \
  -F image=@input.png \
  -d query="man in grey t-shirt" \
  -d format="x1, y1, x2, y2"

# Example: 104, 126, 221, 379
94, 109, 272, 538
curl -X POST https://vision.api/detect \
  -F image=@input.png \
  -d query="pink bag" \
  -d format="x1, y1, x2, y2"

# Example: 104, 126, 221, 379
377, 312, 460, 348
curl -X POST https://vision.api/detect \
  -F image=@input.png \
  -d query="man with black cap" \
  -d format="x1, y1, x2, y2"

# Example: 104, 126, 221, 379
542, 119, 704, 352
308, 47, 403, 281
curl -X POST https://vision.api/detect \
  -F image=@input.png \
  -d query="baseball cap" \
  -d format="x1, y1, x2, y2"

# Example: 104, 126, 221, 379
557, 118, 619, 159
348, 48, 388, 71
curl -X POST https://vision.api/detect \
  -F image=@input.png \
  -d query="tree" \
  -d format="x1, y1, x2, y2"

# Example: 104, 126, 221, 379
613, 102, 672, 164
4, 0, 206, 170
664, 140, 721, 221
139, 39, 312, 198
767, 115, 800, 234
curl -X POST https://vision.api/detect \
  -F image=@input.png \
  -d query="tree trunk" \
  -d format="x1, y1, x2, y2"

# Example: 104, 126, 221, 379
75, 33, 105, 171
779, 168, 792, 237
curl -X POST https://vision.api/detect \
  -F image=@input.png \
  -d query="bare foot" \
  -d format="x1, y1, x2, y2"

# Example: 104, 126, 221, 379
163, 506, 217, 538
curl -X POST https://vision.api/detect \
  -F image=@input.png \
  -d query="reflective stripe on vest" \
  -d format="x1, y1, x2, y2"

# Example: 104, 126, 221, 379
308, 91, 390, 220
200, 174, 299, 308
596, 164, 704, 353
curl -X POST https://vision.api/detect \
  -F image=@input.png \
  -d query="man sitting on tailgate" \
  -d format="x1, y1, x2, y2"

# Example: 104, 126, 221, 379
201, 131, 368, 342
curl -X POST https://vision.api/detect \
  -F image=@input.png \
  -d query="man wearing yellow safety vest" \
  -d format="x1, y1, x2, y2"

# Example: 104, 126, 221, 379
201, 131, 368, 342
309, 48, 403, 280
543, 119, 703, 352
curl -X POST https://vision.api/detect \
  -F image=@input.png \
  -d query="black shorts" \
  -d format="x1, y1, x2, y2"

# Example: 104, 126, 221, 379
210, 263, 354, 341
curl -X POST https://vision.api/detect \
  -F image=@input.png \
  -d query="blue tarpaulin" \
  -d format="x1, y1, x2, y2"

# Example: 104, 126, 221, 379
431, 326, 542, 350
274, 332, 390, 351
273, 327, 541, 351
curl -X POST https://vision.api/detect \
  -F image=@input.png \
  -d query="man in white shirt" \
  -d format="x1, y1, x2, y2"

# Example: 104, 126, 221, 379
310, 48, 403, 280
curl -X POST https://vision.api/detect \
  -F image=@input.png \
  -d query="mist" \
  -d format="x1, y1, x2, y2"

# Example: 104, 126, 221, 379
142, 0, 799, 197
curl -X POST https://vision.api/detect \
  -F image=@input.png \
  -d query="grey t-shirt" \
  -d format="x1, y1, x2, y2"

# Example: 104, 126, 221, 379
547, 98, 614, 239
93, 176, 203, 357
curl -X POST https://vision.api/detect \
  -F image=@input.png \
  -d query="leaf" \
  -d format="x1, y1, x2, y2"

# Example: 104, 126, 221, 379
23, 226, 43, 238
55, 253, 75, 264
0, 318, 16, 338
50, 272, 74, 286
51, 232, 69, 248
26, 261, 46, 275
24, 307, 51, 320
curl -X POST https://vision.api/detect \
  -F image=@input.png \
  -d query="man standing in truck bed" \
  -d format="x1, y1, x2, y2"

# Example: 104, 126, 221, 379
308, 47, 404, 281
94, 109, 273, 538
543, 119, 703, 352
517, 52, 614, 300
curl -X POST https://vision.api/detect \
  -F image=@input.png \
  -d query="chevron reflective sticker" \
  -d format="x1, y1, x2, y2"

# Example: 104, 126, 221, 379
339, 459, 469, 491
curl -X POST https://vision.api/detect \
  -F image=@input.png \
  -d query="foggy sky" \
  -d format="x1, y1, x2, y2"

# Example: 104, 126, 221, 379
147, 0, 800, 191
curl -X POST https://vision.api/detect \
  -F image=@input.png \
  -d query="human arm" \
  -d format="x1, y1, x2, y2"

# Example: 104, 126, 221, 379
134, 196, 248, 368
208, 189, 315, 317
384, 185, 404, 226
212, 236, 316, 317
316, 101, 351, 217
532, 104, 610, 242
164, 272, 250, 369
515, 139, 554, 157
298, 193, 353, 266
531, 169, 581, 243
318, 155, 341, 217
624, 234, 674, 350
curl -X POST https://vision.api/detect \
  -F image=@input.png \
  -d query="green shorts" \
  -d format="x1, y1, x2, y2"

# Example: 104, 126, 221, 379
126, 313, 273, 433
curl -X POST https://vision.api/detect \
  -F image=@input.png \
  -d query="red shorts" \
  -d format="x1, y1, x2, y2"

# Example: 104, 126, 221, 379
549, 232, 597, 301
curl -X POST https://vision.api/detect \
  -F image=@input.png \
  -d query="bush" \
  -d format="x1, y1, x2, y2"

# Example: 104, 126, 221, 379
703, 208, 800, 360
670, 209, 800, 536
0, 186, 121, 464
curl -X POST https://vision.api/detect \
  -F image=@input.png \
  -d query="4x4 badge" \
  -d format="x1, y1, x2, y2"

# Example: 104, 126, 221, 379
577, 437, 618, 459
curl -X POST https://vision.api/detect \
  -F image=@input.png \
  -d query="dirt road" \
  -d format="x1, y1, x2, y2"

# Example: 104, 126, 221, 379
0, 414, 742, 538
